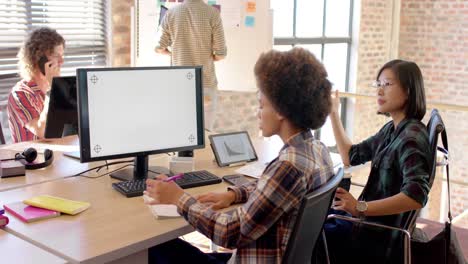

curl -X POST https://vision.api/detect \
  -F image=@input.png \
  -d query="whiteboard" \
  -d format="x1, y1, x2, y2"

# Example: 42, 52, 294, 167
133, 0, 273, 91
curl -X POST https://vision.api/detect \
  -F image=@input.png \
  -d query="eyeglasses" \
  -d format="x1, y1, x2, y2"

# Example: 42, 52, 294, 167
371, 80, 394, 89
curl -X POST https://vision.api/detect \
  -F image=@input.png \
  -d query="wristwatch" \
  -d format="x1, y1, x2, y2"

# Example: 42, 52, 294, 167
356, 200, 368, 219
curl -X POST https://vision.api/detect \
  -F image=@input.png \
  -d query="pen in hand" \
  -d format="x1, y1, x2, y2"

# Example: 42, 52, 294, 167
163, 173, 184, 182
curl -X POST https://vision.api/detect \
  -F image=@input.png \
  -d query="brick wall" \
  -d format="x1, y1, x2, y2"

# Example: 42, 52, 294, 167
111, 0, 133, 67
352, 0, 394, 143
399, 0, 468, 223
212, 91, 259, 138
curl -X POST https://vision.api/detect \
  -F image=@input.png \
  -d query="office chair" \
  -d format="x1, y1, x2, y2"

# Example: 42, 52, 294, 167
325, 109, 447, 264
0, 119, 5, 144
282, 168, 344, 264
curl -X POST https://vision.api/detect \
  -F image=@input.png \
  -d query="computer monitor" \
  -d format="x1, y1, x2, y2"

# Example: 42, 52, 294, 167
44, 76, 78, 138
77, 66, 204, 181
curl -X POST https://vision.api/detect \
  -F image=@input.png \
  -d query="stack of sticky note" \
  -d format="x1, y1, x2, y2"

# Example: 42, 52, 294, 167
4, 202, 60, 223
23, 195, 91, 215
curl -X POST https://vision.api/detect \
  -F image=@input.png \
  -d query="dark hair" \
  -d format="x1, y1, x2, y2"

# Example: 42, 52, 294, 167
376, 59, 426, 120
17, 27, 65, 79
254, 47, 332, 130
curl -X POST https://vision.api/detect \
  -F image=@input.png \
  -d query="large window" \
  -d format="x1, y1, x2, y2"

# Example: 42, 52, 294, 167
271, 0, 353, 146
0, 0, 108, 142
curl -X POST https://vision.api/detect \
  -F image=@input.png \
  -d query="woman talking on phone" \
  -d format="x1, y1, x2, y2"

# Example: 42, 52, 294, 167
7, 27, 65, 142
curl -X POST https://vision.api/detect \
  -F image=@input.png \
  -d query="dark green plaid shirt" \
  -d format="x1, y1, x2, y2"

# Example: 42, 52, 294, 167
349, 118, 431, 227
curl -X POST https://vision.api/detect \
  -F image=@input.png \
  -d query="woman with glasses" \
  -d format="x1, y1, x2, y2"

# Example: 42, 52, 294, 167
325, 60, 431, 263
7, 27, 65, 142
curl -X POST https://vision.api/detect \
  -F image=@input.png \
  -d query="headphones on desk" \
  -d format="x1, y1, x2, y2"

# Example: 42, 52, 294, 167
1, 147, 54, 170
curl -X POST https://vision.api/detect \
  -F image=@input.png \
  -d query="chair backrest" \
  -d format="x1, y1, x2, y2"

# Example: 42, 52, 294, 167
282, 168, 344, 264
0, 117, 5, 144
404, 109, 445, 231
426, 109, 446, 188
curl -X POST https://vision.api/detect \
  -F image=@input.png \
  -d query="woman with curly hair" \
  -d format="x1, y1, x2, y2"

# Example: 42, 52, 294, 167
7, 27, 65, 142
145, 47, 335, 263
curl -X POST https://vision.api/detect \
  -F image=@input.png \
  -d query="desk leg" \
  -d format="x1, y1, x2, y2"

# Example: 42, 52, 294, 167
109, 250, 148, 264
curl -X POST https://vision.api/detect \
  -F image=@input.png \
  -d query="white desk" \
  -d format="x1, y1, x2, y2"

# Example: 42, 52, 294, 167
0, 136, 104, 192
0, 136, 283, 263
0, 229, 67, 264
0, 135, 282, 263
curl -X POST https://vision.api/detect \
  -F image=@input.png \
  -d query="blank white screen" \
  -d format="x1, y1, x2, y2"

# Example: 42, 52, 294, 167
85, 68, 199, 158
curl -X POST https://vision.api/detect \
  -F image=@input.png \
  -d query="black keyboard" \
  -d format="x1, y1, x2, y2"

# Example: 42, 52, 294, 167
112, 170, 222, 197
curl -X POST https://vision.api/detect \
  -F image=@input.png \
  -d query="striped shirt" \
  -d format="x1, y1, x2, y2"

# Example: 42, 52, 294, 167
176, 130, 334, 263
7, 80, 45, 143
157, 0, 227, 90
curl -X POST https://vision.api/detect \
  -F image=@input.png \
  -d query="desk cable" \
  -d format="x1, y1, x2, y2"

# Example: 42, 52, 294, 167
71, 159, 134, 179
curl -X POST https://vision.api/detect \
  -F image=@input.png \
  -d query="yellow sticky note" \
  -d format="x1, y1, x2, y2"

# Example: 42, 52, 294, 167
246, 1, 256, 13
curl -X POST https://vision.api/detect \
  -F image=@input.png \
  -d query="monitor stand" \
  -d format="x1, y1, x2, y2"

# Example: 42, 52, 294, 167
110, 155, 170, 182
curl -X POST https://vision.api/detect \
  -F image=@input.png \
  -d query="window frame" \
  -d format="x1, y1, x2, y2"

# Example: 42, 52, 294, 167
0, 0, 110, 143
273, 0, 354, 136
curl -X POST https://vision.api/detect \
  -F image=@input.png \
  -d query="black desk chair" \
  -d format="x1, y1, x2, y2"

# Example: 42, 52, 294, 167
282, 168, 344, 264
0, 119, 5, 144
325, 109, 447, 264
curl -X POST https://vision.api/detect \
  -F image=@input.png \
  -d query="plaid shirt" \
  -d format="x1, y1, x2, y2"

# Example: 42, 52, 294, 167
177, 130, 334, 263
157, 0, 227, 90
349, 118, 431, 227
7, 80, 45, 143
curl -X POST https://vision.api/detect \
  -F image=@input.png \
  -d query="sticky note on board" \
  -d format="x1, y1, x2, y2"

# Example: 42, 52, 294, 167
246, 1, 256, 13
208, 0, 216, 5
212, 4, 221, 12
245, 16, 255, 27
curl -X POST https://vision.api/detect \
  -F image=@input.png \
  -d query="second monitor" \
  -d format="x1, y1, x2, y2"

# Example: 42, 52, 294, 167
77, 66, 204, 181
45, 76, 78, 139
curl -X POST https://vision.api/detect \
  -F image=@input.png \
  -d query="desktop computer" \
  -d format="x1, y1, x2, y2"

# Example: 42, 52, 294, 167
77, 66, 221, 197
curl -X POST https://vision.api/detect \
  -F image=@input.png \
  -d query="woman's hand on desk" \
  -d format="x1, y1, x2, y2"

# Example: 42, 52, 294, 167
196, 191, 235, 210
145, 175, 184, 205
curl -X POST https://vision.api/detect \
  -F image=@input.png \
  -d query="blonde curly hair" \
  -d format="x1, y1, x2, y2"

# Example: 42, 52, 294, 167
17, 27, 65, 79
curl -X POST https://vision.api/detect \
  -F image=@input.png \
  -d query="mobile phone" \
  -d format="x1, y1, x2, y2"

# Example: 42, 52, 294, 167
334, 178, 351, 201
338, 178, 351, 192
222, 174, 250, 186
38, 56, 49, 75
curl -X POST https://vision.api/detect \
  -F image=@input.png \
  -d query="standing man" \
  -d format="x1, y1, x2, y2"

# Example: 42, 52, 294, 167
7, 27, 65, 142
155, 0, 227, 129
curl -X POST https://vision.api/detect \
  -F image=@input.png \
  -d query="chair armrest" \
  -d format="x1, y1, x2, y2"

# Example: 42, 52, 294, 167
327, 214, 412, 264
350, 181, 365, 188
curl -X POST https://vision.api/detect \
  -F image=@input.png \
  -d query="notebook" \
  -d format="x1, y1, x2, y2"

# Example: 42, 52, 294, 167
23, 195, 90, 215
142, 195, 181, 219
4, 202, 60, 223
235, 161, 267, 179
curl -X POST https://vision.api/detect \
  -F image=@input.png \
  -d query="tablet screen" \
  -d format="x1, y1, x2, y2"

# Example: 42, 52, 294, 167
209, 131, 258, 167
